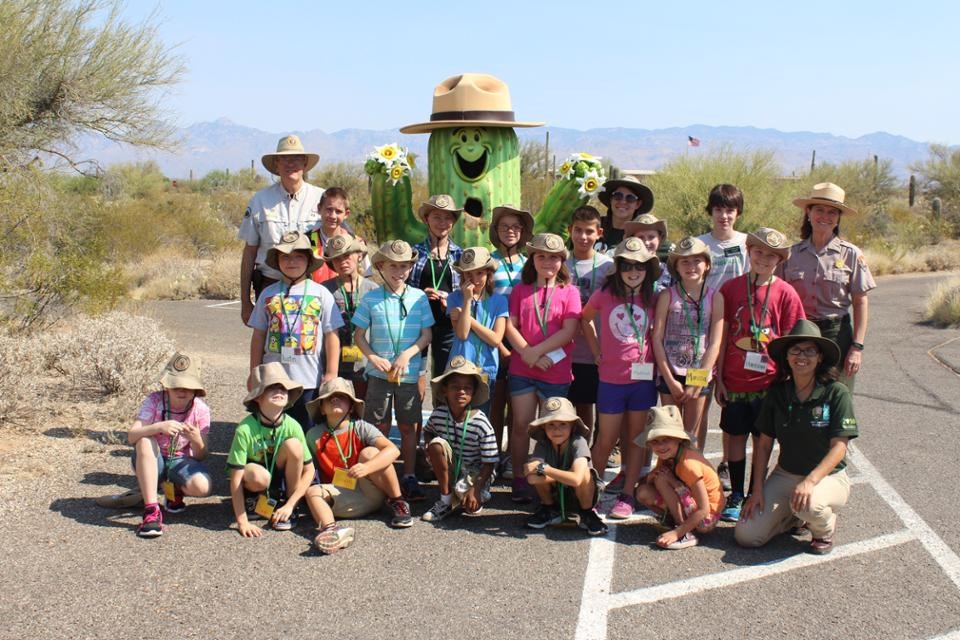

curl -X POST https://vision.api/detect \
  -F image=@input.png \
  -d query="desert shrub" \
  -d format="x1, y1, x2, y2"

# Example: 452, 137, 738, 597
912, 144, 960, 233
924, 278, 960, 327
100, 161, 169, 200
200, 250, 241, 299
0, 334, 44, 426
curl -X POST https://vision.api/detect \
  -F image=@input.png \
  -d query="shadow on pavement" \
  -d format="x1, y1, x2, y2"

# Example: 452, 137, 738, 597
50, 495, 229, 534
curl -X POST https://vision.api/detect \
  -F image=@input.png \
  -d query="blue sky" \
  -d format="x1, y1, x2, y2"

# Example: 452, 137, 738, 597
121, 0, 960, 144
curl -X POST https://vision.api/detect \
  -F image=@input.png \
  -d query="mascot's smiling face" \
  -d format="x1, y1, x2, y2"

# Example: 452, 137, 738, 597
449, 127, 491, 182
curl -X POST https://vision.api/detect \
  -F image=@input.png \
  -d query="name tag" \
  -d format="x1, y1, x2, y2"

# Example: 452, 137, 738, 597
281, 346, 296, 364
631, 362, 654, 380
332, 468, 357, 490
685, 368, 710, 387
341, 345, 363, 363
254, 494, 277, 519
162, 480, 177, 502
723, 246, 742, 256
546, 348, 567, 364
743, 352, 769, 373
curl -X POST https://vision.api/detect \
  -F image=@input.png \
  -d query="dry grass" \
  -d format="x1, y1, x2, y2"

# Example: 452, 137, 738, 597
862, 239, 960, 276
126, 248, 240, 301
925, 278, 960, 327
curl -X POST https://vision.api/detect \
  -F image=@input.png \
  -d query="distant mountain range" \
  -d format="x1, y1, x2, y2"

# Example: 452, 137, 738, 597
74, 117, 939, 179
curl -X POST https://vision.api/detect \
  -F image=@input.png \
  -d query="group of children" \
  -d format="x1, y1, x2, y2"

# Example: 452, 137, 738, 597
110, 180, 817, 554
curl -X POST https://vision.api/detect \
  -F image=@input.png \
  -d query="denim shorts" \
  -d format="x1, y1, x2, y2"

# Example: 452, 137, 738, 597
507, 375, 570, 400
131, 448, 210, 487
596, 380, 658, 414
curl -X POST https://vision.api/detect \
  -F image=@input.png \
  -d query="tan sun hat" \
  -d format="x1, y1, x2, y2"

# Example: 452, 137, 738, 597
623, 212, 668, 240
529, 397, 589, 440
614, 236, 662, 280
526, 232, 568, 260
261, 134, 320, 176
306, 377, 365, 422
792, 182, 857, 216
323, 233, 367, 262
159, 352, 205, 396
636, 405, 691, 446
243, 362, 303, 412
598, 175, 655, 214
767, 319, 841, 369
430, 355, 490, 408
418, 193, 463, 223
454, 246, 498, 273
490, 204, 535, 249
371, 239, 419, 266
400, 73, 545, 134
667, 236, 712, 278
265, 231, 324, 275
745, 227, 791, 261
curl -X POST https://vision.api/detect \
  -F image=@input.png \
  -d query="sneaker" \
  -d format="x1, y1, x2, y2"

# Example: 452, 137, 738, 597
603, 471, 625, 494
401, 475, 425, 502
421, 499, 453, 523
511, 477, 533, 504
717, 462, 732, 492
499, 457, 514, 480
137, 506, 163, 538
608, 494, 636, 520
271, 505, 297, 531
387, 498, 413, 528
664, 532, 699, 550
720, 492, 744, 522
606, 446, 622, 469
314, 524, 355, 554
164, 491, 186, 514
809, 535, 834, 555
526, 504, 562, 529
579, 508, 608, 536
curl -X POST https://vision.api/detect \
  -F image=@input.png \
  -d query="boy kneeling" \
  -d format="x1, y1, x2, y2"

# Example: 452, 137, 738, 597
524, 397, 608, 536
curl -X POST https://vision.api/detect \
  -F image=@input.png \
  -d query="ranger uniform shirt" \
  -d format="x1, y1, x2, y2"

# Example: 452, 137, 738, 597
782, 236, 877, 320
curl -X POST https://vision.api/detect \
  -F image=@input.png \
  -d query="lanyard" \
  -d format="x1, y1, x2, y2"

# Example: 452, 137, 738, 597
555, 442, 572, 519
468, 296, 489, 353
256, 414, 284, 479
533, 284, 556, 338
382, 286, 407, 358
338, 276, 358, 331
503, 253, 517, 287
678, 281, 706, 365
626, 292, 649, 355
746, 274, 773, 348
448, 408, 473, 481
279, 282, 306, 345
162, 392, 193, 459
428, 239, 451, 290
589, 252, 598, 291
326, 417, 355, 467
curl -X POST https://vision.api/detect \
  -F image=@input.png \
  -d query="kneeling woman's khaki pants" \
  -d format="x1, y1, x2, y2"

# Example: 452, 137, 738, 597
735, 466, 850, 547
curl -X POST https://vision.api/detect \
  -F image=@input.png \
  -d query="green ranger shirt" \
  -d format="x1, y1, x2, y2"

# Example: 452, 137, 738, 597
226, 414, 313, 472
755, 380, 859, 476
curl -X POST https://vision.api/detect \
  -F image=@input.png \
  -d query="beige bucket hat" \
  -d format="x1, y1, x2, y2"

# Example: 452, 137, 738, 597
400, 73, 545, 134
623, 212, 668, 240
243, 362, 303, 412
489, 204, 535, 249
614, 237, 662, 280
306, 377, 365, 422
666, 236, 712, 278
418, 193, 463, 223
265, 231, 325, 275
323, 233, 367, 262
792, 182, 857, 216
454, 246, 498, 273
526, 232, 568, 260
261, 134, 320, 175
598, 175, 655, 214
529, 397, 589, 440
159, 352, 205, 396
371, 239, 419, 266
745, 227, 791, 261
767, 319, 841, 369
430, 355, 490, 408
636, 405, 691, 446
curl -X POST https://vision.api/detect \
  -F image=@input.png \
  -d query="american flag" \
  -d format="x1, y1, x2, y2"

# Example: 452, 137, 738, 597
688, 136, 701, 147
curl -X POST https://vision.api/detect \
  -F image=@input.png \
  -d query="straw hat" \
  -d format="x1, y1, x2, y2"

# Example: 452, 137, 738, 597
745, 227, 791, 261
323, 233, 367, 262
489, 204, 535, 249
371, 239, 419, 265
159, 352, 205, 396
265, 231, 325, 275
792, 182, 857, 216
767, 319, 841, 369
261, 135, 319, 175
306, 377, 365, 422
666, 236, 712, 278
614, 237, 662, 280
418, 193, 463, 223
598, 175, 654, 214
636, 406, 691, 446
430, 356, 490, 408
623, 212, 668, 240
400, 73, 544, 134
526, 232, 568, 259
243, 362, 303, 412
454, 246, 498, 273
528, 397, 589, 439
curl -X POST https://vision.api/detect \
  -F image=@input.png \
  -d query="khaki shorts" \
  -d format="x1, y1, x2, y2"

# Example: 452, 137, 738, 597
427, 436, 494, 508
319, 477, 385, 519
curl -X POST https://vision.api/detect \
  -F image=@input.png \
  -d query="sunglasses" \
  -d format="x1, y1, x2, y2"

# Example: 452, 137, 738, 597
498, 224, 524, 233
619, 261, 647, 272
611, 192, 640, 203
787, 346, 820, 358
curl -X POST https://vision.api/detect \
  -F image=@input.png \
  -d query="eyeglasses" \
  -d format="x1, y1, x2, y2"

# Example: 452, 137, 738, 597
498, 224, 524, 233
619, 261, 647, 272
787, 346, 820, 358
611, 192, 640, 203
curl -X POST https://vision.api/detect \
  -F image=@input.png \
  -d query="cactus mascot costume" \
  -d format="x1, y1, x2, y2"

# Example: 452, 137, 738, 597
366, 73, 606, 247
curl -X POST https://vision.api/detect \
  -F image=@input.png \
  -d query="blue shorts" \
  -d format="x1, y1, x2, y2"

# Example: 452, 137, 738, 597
596, 380, 658, 414
508, 375, 570, 400
131, 448, 210, 487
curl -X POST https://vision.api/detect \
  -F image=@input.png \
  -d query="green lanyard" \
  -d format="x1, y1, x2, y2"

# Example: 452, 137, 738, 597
626, 292, 649, 356
326, 417, 355, 467
746, 274, 773, 348
467, 296, 489, 352
533, 284, 556, 337
678, 281, 706, 366
337, 277, 358, 326
448, 408, 473, 481
504, 254, 517, 287
428, 239, 451, 290
555, 442, 572, 519
588, 252, 598, 291
161, 392, 193, 461
279, 282, 306, 346
256, 415, 285, 479
382, 286, 406, 358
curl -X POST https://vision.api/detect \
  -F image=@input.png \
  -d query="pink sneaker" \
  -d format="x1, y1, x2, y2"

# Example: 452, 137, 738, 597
608, 494, 635, 520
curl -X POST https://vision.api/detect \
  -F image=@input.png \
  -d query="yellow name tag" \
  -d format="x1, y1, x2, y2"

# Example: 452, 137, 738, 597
254, 494, 277, 519
341, 345, 363, 363
686, 368, 710, 387
162, 480, 177, 502
332, 468, 357, 490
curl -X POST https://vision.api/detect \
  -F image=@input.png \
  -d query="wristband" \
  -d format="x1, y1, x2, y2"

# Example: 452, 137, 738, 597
850, 342, 864, 351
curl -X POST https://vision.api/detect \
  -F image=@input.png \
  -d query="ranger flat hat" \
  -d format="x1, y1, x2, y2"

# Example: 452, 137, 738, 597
793, 182, 857, 216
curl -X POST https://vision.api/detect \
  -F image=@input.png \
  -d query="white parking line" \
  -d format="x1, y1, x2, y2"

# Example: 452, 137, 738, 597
205, 300, 240, 308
